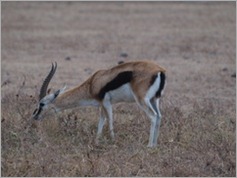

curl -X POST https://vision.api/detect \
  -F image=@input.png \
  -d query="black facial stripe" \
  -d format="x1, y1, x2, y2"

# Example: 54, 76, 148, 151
155, 72, 166, 98
35, 106, 43, 117
33, 108, 38, 115
97, 71, 133, 100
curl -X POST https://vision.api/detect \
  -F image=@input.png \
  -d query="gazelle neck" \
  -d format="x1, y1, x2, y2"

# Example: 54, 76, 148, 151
52, 82, 99, 112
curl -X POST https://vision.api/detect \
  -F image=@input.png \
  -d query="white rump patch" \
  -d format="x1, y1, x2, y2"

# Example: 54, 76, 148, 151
146, 72, 161, 100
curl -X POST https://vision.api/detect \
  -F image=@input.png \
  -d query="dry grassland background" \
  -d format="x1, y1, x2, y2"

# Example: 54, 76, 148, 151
1, 2, 236, 177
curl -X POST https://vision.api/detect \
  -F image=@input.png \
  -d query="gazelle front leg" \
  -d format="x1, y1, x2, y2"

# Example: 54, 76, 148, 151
96, 107, 107, 144
102, 99, 115, 140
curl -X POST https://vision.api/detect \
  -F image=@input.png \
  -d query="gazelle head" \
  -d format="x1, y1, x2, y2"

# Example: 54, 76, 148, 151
32, 62, 65, 120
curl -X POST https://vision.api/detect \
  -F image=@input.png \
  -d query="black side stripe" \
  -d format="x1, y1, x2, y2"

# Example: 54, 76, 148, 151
97, 71, 133, 100
156, 72, 166, 97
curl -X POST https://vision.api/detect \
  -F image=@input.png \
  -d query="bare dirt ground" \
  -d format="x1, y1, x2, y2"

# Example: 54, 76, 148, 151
1, 2, 236, 177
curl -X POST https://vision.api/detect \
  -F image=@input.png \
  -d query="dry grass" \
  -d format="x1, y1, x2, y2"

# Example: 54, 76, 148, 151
1, 1, 236, 177
1, 87, 235, 176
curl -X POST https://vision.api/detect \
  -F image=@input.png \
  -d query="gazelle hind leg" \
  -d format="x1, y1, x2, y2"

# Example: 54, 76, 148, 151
150, 98, 162, 146
136, 99, 158, 147
148, 113, 158, 147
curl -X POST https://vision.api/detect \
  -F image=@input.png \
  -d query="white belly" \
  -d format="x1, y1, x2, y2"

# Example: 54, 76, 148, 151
106, 83, 135, 103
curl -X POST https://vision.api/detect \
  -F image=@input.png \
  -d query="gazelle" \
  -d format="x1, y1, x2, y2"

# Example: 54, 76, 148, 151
32, 60, 166, 147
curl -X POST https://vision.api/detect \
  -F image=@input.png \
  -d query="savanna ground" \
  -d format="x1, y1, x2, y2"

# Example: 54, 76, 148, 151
1, 2, 236, 177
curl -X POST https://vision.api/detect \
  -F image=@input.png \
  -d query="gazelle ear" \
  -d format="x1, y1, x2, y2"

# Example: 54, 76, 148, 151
54, 85, 66, 98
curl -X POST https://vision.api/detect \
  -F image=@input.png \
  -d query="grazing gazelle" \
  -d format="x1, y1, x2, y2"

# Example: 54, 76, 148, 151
32, 60, 166, 147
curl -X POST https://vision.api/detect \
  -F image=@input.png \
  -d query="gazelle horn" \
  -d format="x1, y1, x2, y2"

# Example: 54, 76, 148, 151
39, 62, 57, 101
